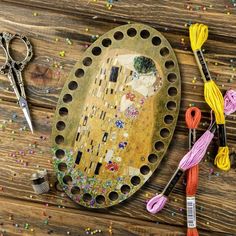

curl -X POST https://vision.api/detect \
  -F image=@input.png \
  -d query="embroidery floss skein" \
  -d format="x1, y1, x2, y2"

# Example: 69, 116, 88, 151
224, 89, 236, 115
189, 23, 230, 171
146, 89, 236, 214
185, 107, 202, 148
185, 107, 202, 236
146, 126, 215, 214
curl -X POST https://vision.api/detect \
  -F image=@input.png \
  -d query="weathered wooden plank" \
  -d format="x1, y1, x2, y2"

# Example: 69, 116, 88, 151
0, 101, 235, 234
1, 196, 231, 236
2, 0, 236, 39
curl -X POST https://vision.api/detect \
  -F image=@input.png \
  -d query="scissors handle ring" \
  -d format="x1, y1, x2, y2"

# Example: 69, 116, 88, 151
0, 32, 33, 74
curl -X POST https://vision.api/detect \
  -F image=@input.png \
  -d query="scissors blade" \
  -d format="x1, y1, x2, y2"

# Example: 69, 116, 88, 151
19, 96, 34, 134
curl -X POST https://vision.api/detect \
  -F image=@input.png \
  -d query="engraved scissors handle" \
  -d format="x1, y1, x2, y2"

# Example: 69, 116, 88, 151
0, 32, 34, 133
0, 32, 33, 98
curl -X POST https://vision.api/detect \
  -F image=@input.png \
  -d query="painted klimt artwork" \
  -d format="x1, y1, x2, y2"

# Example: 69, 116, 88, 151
52, 24, 181, 208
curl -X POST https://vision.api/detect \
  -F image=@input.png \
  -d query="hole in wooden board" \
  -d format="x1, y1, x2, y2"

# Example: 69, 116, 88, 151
160, 128, 170, 138
168, 87, 177, 96
102, 38, 112, 47
92, 47, 102, 56
131, 176, 141, 186
56, 121, 66, 131
96, 195, 105, 204
148, 154, 158, 163
167, 73, 177, 83
63, 175, 72, 185
127, 28, 137, 37
68, 81, 78, 90
109, 191, 118, 201
167, 101, 177, 111
55, 135, 64, 144
71, 186, 80, 195
140, 30, 150, 39
121, 185, 131, 194
59, 107, 68, 117
140, 165, 150, 175
75, 68, 84, 78
63, 94, 72, 103
55, 149, 65, 159
165, 60, 175, 69
155, 141, 164, 151
58, 162, 67, 172
152, 36, 161, 46
114, 31, 124, 40
83, 193, 92, 202
83, 57, 92, 66
160, 47, 169, 57
164, 115, 174, 124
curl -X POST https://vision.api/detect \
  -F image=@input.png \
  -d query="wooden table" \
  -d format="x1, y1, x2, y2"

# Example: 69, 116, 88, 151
0, 1, 235, 235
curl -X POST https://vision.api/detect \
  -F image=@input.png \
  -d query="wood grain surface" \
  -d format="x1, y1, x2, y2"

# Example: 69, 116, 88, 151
0, 0, 235, 235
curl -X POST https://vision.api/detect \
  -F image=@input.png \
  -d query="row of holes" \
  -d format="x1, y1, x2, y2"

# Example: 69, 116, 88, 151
62, 173, 144, 204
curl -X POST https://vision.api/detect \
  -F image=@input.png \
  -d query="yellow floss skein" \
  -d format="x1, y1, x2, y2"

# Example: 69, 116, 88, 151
215, 146, 230, 171
204, 80, 225, 124
189, 23, 208, 51
189, 23, 230, 171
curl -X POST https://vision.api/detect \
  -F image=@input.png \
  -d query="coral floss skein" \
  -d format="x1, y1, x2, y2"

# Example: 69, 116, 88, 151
185, 107, 202, 236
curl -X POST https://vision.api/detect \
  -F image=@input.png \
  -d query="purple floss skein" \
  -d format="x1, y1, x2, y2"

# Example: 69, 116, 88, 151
146, 193, 168, 214
179, 130, 214, 171
224, 89, 236, 115
146, 130, 214, 214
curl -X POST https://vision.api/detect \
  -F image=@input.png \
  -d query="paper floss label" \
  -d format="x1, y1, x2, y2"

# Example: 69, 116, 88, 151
186, 196, 197, 228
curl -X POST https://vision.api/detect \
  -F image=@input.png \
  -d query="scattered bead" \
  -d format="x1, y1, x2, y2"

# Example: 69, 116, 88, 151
66, 38, 72, 45
59, 51, 65, 57
24, 223, 29, 229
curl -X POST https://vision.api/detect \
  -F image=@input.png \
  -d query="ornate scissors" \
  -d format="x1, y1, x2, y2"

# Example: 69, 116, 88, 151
0, 32, 33, 133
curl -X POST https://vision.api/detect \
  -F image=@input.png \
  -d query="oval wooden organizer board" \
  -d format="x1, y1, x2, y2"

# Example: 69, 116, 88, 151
52, 23, 181, 208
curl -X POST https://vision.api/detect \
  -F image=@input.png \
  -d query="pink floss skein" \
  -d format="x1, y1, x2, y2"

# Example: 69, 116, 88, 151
224, 89, 236, 115
147, 89, 236, 214
146, 129, 214, 214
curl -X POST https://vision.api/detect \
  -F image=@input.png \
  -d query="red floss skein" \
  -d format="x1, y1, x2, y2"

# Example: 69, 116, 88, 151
185, 107, 201, 236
